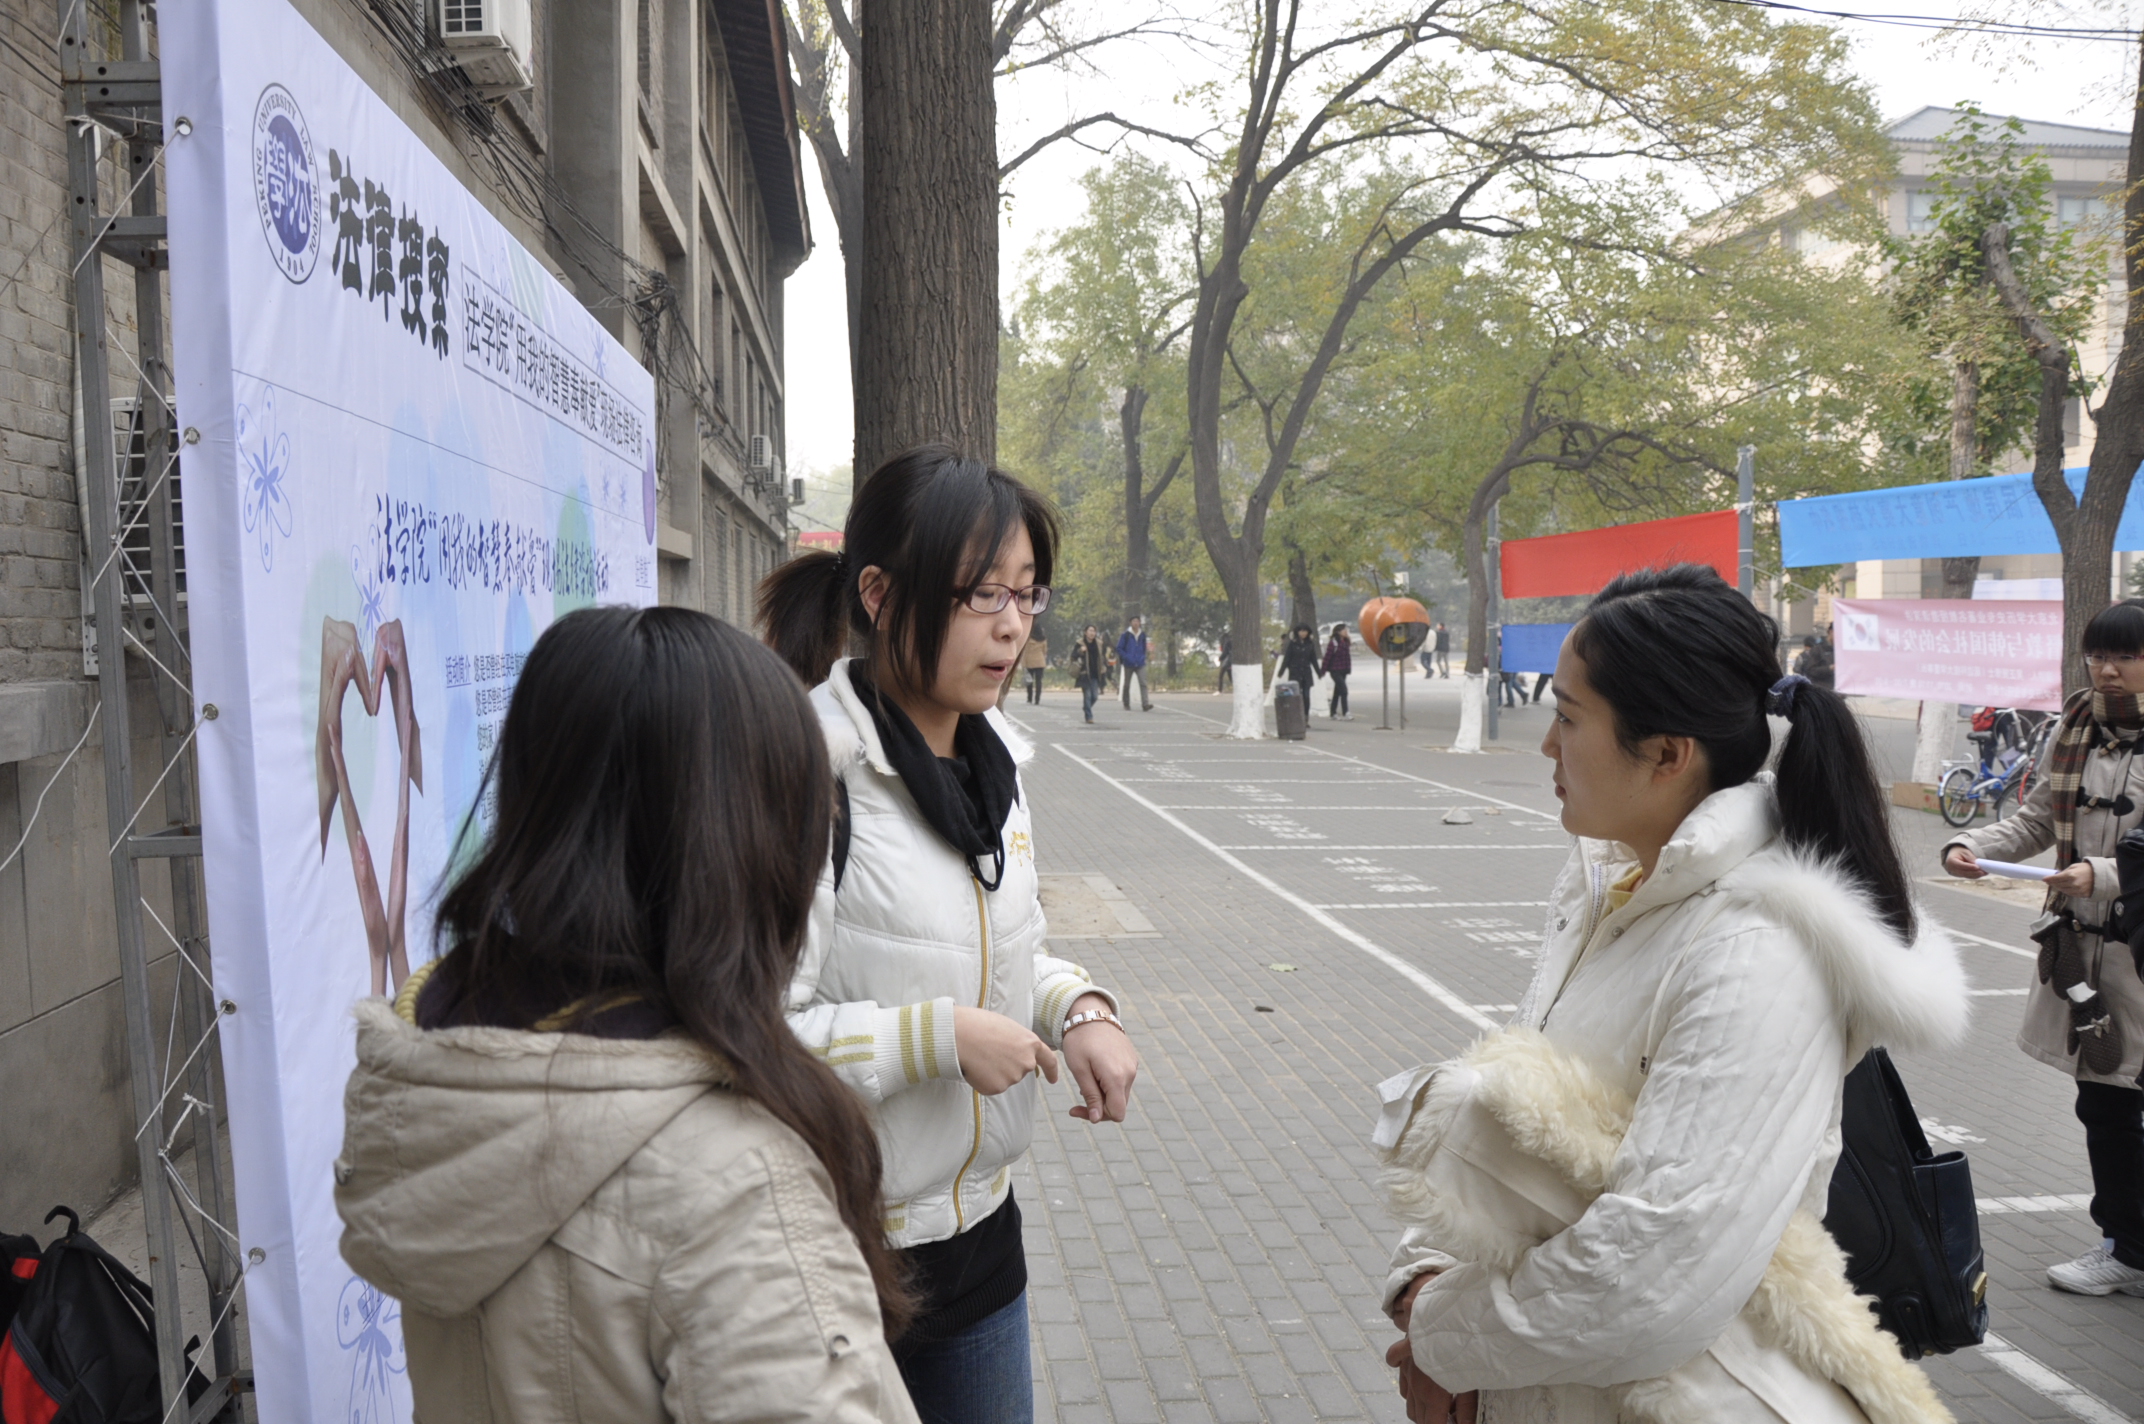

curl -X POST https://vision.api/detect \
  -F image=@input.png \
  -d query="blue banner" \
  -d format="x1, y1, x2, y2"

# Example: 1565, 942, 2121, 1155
1502, 623, 1573, 674
1776, 467, 2144, 566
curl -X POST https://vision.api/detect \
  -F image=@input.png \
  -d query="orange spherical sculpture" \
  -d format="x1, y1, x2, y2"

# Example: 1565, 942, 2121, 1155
1359, 597, 1431, 660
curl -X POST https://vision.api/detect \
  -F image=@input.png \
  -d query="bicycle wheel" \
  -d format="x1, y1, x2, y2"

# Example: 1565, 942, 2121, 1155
1938, 766, 1980, 827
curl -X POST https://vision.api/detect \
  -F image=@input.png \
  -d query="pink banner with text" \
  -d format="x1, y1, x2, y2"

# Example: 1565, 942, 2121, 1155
1832, 598, 2063, 710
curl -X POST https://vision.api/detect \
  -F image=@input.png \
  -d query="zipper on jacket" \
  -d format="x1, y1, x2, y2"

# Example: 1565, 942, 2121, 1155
949, 878, 992, 1231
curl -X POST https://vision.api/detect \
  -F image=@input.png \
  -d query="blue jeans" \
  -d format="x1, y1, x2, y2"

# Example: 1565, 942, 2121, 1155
1080, 676, 1100, 720
894, 1292, 1032, 1424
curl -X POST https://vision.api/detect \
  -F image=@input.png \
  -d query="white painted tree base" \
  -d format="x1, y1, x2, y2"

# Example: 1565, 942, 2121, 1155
1228, 664, 1267, 738
1453, 672, 1485, 752
1909, 700, 1956, 785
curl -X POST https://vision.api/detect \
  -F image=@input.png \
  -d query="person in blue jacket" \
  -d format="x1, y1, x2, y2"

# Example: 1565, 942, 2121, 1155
1116, 616, 1152, 711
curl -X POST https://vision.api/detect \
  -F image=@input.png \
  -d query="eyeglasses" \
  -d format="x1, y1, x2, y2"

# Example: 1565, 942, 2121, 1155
2085, 652, 2144, 667
961, 583, 1052, 615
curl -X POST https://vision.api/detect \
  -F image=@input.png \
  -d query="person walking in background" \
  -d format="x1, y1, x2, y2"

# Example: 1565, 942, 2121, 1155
1073, 625, 1106, 723
1530, 672, 1551, 704
1216, 631, 1233, 694
761, 447, 1141, 1423
1433, 621, 1451, 677
1021, 632, 1049, 705
1794, 633, 1836, 691
1280, 624, 1319, 714
335, 607, 920, 1424
1118, 615, 1153, 711
1944, 598, 2144, 1298
1383, 565, 1965, 1422
1323, 623, 1354, 719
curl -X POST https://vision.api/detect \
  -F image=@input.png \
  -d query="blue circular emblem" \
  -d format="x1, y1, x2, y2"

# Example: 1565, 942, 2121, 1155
251, 85, 320, 283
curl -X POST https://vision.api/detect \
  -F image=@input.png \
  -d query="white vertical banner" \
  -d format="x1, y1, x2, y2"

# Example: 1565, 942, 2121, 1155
163, 3, 658, 1419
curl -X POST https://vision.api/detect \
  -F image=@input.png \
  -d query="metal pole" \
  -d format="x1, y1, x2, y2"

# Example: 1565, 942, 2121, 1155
1379, 652, 1391, 730
118, 0, 241, 1395
1399, 644, 1406, 731
1487, 500, 1502, 742
1737, 444, 1755, 599
62, 4, 187, 1410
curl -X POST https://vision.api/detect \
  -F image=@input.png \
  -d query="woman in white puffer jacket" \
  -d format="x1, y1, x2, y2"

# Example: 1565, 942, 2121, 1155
760, 445, 1141, 1424
1379, 566, 1971, 1424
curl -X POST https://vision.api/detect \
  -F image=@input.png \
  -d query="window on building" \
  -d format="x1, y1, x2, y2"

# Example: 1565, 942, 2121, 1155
709, 277, 726, 405
2058, 195, 2110, 228
638, 0, 663, 138
1905, 190, 1938, 233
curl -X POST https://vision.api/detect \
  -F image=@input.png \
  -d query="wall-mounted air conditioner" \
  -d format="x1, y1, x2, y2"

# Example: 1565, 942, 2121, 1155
748, 435, 773, 471
790, 477, 806, 504
435, 0, 534, 97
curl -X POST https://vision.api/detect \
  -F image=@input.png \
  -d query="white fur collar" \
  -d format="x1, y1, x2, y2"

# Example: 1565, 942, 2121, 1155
1573, 778, 1970, 1059
813, 658, 1035, 777
1717, 844, 1971, 1060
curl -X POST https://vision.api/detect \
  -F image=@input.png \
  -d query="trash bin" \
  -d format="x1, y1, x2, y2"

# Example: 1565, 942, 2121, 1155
1275, 680, 1307, 740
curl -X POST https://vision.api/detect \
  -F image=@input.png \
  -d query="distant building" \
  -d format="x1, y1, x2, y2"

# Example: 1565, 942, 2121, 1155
1720, 107, 2130, 622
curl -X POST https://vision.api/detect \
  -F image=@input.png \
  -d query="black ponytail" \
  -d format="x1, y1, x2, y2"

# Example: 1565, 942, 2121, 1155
759, 444, 1058, 688
1573, 564, 1915, 941
757, 549, 850, 685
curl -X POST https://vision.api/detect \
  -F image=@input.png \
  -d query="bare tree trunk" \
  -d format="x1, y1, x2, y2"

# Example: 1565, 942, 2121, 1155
857, 0, 998, 475
786, 3, 863, 382
1122, 385, 1151, 625
1286, 542, 1317, 633
1940, 358, 1982, 599
1989, 62, 2144, 698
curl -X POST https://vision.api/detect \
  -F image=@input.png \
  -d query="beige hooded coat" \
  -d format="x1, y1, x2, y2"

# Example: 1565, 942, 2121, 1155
334, 997, 918, 1424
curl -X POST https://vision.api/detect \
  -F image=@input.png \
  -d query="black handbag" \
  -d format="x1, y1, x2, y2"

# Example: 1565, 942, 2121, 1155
1824, 1049, 1988, 1359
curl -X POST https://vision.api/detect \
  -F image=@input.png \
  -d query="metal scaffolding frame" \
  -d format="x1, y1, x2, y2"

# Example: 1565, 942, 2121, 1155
60, 0, 247, 1417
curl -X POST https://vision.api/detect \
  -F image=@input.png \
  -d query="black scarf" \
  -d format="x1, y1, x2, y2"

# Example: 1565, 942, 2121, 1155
851, 667, 1020, 891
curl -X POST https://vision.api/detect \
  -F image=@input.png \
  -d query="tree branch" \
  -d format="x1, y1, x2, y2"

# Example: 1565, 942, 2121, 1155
999, 112, 1214, 177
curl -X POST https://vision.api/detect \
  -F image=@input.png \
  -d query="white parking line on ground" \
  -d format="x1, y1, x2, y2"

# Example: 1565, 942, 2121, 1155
1976, 1194, 2093, 1215
1936, 925, 2038, 959
1215, 844, 1572, 851
1978, 1333, 2138, 1424
1314, 901, 1554, 910
1153, 704, 1567, 822
1055, 744, 1498, 1033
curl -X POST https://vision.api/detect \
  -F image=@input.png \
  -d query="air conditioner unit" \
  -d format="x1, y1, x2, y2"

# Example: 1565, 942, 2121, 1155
435, 0, 534, 97
790, 477, 806, 504
748, 435, 773, 471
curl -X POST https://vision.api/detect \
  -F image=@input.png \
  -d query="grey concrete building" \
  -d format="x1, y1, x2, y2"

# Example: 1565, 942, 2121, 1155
0, 0, 805, 1230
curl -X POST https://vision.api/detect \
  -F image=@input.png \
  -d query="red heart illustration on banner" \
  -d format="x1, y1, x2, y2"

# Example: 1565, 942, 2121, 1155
316, 618, 424, 997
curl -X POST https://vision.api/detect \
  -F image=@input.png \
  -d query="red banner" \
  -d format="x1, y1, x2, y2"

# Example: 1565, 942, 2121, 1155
1499, 509, 1737, 598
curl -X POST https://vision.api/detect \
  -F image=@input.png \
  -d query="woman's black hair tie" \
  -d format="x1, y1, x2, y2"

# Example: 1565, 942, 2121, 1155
1767, 673, 1811, 719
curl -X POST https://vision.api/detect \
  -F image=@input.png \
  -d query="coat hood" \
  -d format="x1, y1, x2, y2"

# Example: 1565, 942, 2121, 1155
1585, 779, 1971, 1060
814, 657, 1035, 777
335, 999, 727, 1317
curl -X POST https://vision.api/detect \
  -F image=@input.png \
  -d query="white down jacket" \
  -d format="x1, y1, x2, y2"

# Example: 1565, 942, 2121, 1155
1381, 778, 1972, 1423
787, 659, 1115, 1248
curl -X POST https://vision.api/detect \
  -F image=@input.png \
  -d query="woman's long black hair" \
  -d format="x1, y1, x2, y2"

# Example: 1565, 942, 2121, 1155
1571, 564, 1916, 940
426, 605, 912, 1331
758, 443, 1059, 688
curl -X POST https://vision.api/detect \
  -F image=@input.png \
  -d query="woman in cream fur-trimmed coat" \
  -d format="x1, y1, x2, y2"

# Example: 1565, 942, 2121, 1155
1379, 567, 1972, 1424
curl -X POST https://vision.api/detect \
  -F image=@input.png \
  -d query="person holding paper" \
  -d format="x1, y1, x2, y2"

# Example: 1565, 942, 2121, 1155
1943, 599, 2144, 1299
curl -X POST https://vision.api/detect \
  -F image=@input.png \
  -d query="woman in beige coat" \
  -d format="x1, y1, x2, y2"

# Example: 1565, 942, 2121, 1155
335, 607, 918, 1422
1944, 598, 2144, 1299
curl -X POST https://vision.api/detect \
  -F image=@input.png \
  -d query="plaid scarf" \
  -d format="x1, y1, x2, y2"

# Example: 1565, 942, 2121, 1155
2044, 686, 2144, 897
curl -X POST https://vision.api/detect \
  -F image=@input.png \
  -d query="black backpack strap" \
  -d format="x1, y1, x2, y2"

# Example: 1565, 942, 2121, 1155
832, 778, 853, 892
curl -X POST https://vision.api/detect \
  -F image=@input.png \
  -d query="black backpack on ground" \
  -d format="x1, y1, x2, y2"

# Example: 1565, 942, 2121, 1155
0, 1207, 202, 1424
1824, 1050, 1988, 1359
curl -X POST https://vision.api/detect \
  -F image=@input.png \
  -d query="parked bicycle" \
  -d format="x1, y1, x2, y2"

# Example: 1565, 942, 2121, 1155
1937, 706, 2052, 828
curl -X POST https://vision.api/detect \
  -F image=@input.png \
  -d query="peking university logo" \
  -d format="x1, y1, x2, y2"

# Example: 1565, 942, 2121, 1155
252, 84, 321, 283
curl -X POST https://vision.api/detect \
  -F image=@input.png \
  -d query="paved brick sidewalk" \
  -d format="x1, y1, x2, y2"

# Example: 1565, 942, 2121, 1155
1005, 683, 2143, 1423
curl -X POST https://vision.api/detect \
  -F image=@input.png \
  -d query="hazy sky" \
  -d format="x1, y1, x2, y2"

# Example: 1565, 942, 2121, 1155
779, 5, 2144, 481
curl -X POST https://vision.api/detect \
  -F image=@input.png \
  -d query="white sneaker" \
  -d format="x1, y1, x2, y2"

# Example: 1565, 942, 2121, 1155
2046, 1244, 2144, 1296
